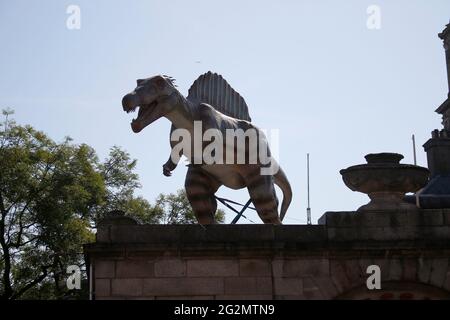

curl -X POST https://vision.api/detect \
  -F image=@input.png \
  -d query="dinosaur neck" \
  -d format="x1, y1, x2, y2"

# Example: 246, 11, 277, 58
164, 91, 195, 130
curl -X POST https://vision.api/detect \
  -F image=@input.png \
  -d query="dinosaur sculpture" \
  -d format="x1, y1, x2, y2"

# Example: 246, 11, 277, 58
122, 72, 292, 224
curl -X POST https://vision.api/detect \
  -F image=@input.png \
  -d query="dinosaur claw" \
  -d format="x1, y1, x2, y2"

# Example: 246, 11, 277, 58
163, 165, 172, 177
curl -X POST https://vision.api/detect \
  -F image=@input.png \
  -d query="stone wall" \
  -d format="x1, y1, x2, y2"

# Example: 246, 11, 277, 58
84, 209, 450, 300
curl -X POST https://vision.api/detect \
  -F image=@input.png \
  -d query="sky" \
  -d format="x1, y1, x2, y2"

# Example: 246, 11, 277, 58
1, 0, 449, 224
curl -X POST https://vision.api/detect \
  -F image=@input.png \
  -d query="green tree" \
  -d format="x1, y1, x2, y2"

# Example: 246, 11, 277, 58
0, 111, 161, 299
0, 111, 227, 299
95, 146, 163, 224
0, 110, 104, 299
155, 189, 225, 224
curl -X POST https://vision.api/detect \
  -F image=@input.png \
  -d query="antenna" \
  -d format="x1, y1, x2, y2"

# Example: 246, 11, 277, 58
307, 153, 311, 225
412, 134, 417, 165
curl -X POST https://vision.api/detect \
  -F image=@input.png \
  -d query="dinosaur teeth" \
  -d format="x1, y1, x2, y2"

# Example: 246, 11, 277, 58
128, 107, 138, 114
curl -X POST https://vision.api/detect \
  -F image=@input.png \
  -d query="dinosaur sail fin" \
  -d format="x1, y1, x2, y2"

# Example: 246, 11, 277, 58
187, 71, 252, 122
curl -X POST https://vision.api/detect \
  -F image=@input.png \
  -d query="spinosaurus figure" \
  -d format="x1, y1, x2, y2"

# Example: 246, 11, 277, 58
122, 72, 292, 224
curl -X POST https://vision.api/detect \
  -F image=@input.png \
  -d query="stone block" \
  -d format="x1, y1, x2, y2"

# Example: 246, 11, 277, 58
96, 296, 125, 300
275, 294, 306, 300
156, 295, 214, 300
406, 210, 421, 226
429, 258, 449, 287
302, 277, 324, 300
424, 226, 450, 239
342, 259, 365, 285
389, 259, 402, 281
109, 225, 141, 243
202, 224, 275, 242
319, 212, 356, 227
273, 278, 303, 295
314, 277, 338, 299
273, 225, 327, 242
95, 279, 110, 297
365, 226, 416, 241
443, 210, 450, 225
111, 279, 143, 297
399, 226, 422, 239
271, 259, 283, 277
443, 271, 450, 292
402, 259, 418, 281
95, 260, 115, 278
372, 258, 390, 282
187, 259, 238, 277
360, 211, 401, 227
378, 227, 399, 240
96, 226, 110, 243
317, 213, 327, 225
330, 260, 352, 293
327, 227, 357, 241
154, 259, 186, 277
282, 258, 329, 277
116, 259, 154, 278
98, 296, 154, 300
109, 225, 184, 243
408, 210, 445, 226
358, 258, 374, 275
359, 227, 383, 241
423, 211, 444, 226
224, 277, 272, 295
417, 258, 432, 284
216, 295, 273, 300
239, 259, 271, 277
143, 278, 224, 296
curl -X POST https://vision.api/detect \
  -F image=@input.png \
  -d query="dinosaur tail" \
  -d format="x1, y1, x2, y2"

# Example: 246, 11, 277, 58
274, 167, 292, 222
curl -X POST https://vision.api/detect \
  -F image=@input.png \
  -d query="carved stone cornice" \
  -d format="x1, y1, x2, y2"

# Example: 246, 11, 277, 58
439, 23, 450, 50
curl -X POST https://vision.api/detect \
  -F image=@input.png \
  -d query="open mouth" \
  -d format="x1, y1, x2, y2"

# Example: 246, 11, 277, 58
126, 100, 158, 133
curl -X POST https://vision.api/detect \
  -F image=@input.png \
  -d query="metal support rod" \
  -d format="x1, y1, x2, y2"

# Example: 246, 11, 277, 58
89, 263, 93, 300
231, 199, 253, 224
215, 196, 256, 211
412, 134, 417, 165
307, 153, 311, 225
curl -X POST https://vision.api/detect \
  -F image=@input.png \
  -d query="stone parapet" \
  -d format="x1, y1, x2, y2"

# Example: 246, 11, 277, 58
84, 209, 450, 300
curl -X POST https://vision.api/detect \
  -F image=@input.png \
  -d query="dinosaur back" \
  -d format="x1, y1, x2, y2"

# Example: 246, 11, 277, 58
187, 71, 251, 122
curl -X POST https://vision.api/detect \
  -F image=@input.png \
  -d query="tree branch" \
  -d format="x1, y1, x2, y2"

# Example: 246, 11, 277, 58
10, 265, 50, 300
0, 189, 13, 299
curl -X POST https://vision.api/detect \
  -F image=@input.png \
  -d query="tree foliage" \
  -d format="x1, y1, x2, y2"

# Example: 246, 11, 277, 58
0, 110, 102, 299
0, 111, 225, 299
156, 189, 225, 224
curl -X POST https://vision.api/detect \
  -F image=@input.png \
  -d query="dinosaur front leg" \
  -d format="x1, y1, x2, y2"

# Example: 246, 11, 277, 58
245, 170, 281, 224
163, 124, 182, 177
185, 166, 220, 224
162, 154, 178, 177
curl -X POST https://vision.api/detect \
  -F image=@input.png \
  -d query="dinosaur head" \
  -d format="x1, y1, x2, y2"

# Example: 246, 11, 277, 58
122, 75, 177, 133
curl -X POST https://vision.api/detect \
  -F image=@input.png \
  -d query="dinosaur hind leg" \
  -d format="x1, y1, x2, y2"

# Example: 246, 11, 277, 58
246, 171, 281, 224
185, 166, 220, 225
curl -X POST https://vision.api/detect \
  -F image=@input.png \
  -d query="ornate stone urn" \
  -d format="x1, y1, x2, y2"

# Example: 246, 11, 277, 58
340, 153, 429, 211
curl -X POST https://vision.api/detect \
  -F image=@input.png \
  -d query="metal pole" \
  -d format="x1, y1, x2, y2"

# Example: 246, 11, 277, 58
307, 153, 311, 225
231, 199, 252, 224
89, 263, 93, 300
412, 134, 417, 165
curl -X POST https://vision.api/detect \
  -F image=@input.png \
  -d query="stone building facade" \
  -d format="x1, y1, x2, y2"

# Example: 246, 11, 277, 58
84, 209, 450, 300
